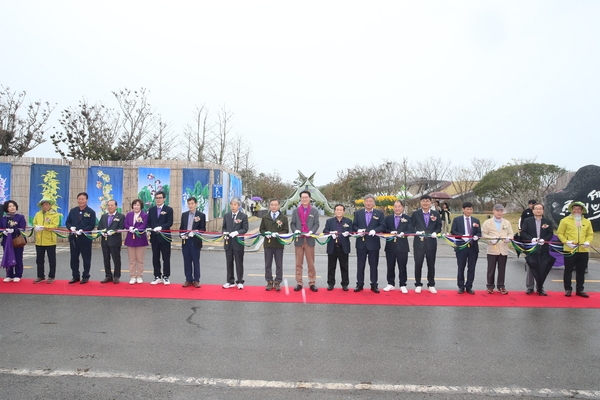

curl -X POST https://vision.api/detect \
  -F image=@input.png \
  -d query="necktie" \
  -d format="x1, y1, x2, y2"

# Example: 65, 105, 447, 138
466, 217, 471, 235
366, 211, 372, 226
108, 214, 114, 225
395, 215, 400, 229
272, 213, 276, 220
233, 213, 237, 221
157, 207, 161, 217
424, 213, 430, 226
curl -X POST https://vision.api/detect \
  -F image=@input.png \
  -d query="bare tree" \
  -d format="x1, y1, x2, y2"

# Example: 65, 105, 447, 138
412, 157, 452, 194
207, 105, 233, 166
0, 85, 54, 156
111, 88, 157, 159
183, 105, 212, 162
151, 115, 177, 160
450, 165, 477, 201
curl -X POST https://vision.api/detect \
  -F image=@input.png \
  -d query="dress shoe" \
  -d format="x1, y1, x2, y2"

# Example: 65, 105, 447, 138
466, 289, 475, 295
371, 287, 380, 293
101, 277, 113, 283
327, 285, 334, 291
537, 289, 547, 296
68, 278, 80, 284
354, 285, 363, 292
33, 277, 45, 284
182, 281, 192, 287
309, 285, 318, 292
458, 288, 465, 294
47, 278, 55, 284
193, 281, 201, 288
294, 285, 302, 291
576, 291, 589, 298
113, 278, 120, 284
526, 289, 534, 295
499, 288, 509, 295
487, 288, 494, 294
565, 290, 572, 297
342, 285, 348, 291
80, 278, 89, 284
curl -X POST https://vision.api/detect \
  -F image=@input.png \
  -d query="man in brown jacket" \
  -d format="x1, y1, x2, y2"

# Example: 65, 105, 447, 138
259, 199, 290, 291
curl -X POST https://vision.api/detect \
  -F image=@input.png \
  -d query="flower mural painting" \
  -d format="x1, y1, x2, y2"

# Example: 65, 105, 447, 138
96, 169, 114, 214
29, 164, 70, 226
182, 169, 211, 218
87, 166, 123, 220
138, 168, 171, 209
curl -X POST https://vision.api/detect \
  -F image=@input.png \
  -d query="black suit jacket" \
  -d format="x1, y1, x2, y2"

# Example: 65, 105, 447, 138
179, 210, 206, 249
520, 217, 554, 255
383, 213, 412, 253
222, 211, 249, 251
147, 204, 174, 244
65, 206, 96, 246
323, 216, 353, 255
411, 209, 442, 251
450, 215, 482, 253
352, 208, 385, 250
97, 212, 125, 247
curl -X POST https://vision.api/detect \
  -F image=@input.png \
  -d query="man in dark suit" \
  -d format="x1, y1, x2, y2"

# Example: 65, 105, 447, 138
97, 199, 125, 284
259, 198, 289, 291
65, 192, 97, 284
323, 204, 353, 291
450, 202, 482, 294
179, 196, 206, 288
383, 200, 413, 293
352, 194, 386, 293
520, 203, 554, 295
147, 190, 174, 285
518, 199, 536, 231
222, 197, 249, 289
411, 195, 442, 293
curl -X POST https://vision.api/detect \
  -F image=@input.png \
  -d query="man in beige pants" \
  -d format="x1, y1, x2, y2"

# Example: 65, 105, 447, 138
290, 190, 320, 292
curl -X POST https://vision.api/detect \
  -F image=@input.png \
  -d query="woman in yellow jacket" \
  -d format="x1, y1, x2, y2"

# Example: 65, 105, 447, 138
32, 199, 60, 283
557, 201, 594, 298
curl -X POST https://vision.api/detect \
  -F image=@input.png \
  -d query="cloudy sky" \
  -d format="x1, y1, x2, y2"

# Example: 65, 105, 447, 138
2, 1, 599, 186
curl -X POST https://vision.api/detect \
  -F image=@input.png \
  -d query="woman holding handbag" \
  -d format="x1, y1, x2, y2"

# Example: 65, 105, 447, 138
1, 200, 27, 282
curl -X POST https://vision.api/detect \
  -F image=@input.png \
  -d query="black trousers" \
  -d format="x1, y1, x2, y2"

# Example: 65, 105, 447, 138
327, 245, 349, 287
564, 252, 588, 292
456, 247, 478, 289
385, 250, 408, 287
151, 240, 171, 278
356, 248, 379, 287
264, 247, 284, 283
225, 248, 245, 284
413, 247, 436, 287
102, 242, 122, 278
70, 240, 92, 279
36, 245, 56, 279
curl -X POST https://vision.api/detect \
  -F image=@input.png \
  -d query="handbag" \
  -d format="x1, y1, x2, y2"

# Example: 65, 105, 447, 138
12, 234, 26, 248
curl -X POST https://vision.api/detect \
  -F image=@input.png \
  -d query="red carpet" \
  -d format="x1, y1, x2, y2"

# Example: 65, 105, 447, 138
1, 279, 598, 308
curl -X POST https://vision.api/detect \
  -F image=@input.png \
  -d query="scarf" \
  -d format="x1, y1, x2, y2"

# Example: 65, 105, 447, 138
299, 205, 311, 232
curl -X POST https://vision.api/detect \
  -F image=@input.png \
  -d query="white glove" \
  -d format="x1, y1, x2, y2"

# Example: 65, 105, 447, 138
76, 229, 83, 236
416, 231, 424, 235
3, 229, 12, 235
357, 229, 366, 233
229, 231, 239, 237
35, 225, 44, 232
153, 226, 162, 232
307, 231, 313, 236
390, 231, 397, 235
294, 230, 301, 234
368, 230, 376, 236
504, 237, 511, 243
271, 232, 279, 237
430, 233, 437, 238
102, 232, 108, 238
331, 234, 337, 240
490, 239, 498, 245
107, 230, 114, 236
329, 231, 338, 234
399, 232, 405, 238
583, 241, 590, 248
473, 235, 478, 241
265, 233, 272, 238
531, 238, 538, 244
129, 226, 135, 233
180, 233, 187, 239
188, 232, 195, 239
538, 239, 545, 245
566, 241, 577, 248
342, 231, 350, 237
70, 227, 76, 232
223, 231, 229, 236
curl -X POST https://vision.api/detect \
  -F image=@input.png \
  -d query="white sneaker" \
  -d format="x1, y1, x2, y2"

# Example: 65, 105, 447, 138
129, 278, 136, 285
136, 277, 143, 284
222, 283, 236, 289
163, 278, 170, 285
415, 286, 422, 294
400, 286, 408, 294
151, 277, 163, 285
429, 286, 437, 294
237, 283, 244, 290
4, 277, 13, 282
382, 284, 395, 292
13, 278, 21, 282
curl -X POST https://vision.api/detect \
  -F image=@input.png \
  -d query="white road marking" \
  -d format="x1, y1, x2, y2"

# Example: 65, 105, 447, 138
1, 368, 599, 398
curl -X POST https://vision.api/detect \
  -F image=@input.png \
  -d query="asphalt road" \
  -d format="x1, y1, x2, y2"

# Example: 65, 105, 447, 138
1, 216, 599, 399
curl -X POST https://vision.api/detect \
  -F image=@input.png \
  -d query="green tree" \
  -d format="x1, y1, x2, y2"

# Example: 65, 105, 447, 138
473, 162, 566, 209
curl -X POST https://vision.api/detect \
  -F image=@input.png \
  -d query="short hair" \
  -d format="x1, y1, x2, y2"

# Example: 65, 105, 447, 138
187, 197, 197, 204
107, 199, 118, 207
230, 197, 241, 206
3, 200, 18, 211
394, 200, 405, 207
154, 191, 166, 199
420, 195, 432, 201
299, 190, 312, 198
533, 203, 544, 210
462, 202, 473, 209
363, 194, 375, 201
131, 199, 144, 209
77, 192, 88, 199
528, 199, 537, 205
334, 203, 345, 211
269, 198, 280, 205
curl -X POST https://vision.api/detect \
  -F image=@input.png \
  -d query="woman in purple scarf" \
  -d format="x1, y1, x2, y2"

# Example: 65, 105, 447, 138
1, 200, 27, 282
124, 199, 149, 284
